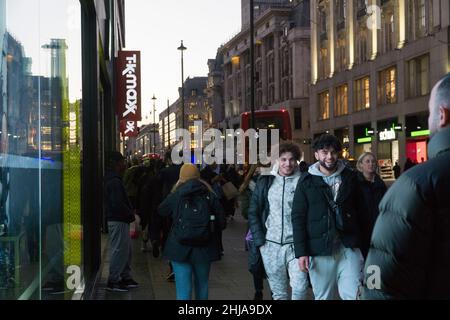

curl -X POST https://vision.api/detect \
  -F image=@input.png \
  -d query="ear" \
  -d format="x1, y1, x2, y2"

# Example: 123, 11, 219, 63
314, 151, 319, 161
439, 106, 450, 127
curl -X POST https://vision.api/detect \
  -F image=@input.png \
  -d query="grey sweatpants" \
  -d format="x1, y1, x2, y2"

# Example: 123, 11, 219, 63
260, 241, 309, 300
107, 221, 132, 283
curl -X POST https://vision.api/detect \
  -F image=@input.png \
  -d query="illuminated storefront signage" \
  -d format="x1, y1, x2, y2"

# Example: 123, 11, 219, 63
357, 137, 372, 144
116, 51, 141, 137
411, 129, 430, 137
379, 128, 396, 141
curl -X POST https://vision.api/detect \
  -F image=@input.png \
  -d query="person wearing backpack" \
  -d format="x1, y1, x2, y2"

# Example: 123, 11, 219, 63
158, 163, 226, 300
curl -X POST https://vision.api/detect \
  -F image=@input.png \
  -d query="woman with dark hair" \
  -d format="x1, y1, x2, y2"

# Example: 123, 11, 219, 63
158, 163, 226, 300
356, 152, 387, 260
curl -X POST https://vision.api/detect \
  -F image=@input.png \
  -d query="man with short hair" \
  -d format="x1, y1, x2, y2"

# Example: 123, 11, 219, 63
292, 134, 362, 300
104, 151, 138, 292
248, 142, 309, 300
362, 74, 450, 299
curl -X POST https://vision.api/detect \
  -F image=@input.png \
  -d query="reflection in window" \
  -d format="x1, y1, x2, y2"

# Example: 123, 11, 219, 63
0, 0, 82, 300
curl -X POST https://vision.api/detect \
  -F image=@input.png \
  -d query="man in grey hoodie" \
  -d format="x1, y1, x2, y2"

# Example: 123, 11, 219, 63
292, 134, 362, 300
248, 142, 309, 300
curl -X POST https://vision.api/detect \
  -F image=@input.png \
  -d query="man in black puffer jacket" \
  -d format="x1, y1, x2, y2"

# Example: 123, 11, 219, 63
362, 73, 450, 300
292, 134, 363, 300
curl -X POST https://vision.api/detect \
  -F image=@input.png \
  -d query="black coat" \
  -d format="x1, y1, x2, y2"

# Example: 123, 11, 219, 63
158, 179, 226, 264
356, 172, 387, 259
103, 171, 134, 223
291, 167, 361, 258
362, 126, 450, 299
247, 175, 275, 248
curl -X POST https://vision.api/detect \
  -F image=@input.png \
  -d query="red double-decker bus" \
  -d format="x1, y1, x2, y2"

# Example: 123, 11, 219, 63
239, 109, 292, 164
240, 109, 292, 140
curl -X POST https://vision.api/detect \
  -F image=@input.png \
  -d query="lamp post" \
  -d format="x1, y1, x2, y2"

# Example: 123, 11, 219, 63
167, 99, 170, 149
177, 40, 187, 129
151, 94, 157, 154
249, 0, 256, 129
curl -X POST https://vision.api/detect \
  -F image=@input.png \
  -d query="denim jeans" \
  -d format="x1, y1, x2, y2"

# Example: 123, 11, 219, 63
171, 261, 211, 300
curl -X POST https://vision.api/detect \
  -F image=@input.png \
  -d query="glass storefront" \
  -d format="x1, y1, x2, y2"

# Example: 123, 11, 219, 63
354, 123, 373, 160
1, 0, 82, 299
376, 119, 400, 180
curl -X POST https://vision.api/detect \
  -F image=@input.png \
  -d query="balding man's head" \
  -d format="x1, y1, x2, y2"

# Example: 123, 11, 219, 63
429, 73, 450, 136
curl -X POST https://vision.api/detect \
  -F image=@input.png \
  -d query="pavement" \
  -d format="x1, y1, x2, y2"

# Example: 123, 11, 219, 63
92, 213, 275, 300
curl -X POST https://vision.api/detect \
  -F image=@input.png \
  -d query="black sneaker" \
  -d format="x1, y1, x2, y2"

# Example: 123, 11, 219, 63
121, 278, 139, 288
106, 281, 129, 292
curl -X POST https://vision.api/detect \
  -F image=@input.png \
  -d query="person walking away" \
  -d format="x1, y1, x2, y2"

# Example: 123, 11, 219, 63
158, 163, 226, 300
292, 134, 362, 300
355, 152, 387, 260
103, 151, 138, 292
248, 142, 309, 300
362, 74, 450, 299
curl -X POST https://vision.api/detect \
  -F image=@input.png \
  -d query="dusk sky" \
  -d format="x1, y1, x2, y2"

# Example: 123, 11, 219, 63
125, 0, 242, 125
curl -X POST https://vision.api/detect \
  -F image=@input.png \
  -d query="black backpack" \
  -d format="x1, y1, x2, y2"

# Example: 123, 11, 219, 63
173, 192, 214, 247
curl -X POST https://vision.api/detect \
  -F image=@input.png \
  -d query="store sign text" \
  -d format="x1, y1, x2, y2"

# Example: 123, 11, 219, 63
379, 129, 396, 141
116, 50, 141, 137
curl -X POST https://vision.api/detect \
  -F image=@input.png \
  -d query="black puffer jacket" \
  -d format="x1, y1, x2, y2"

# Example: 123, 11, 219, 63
291, 165, 361, 258
356, 172, 387, 259
247, 175, 275, 247
362, 126, 450, 299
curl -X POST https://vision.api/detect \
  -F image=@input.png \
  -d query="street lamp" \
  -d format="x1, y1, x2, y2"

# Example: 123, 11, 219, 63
166, 99, 170, 149
177, 40, 187, 129
249, 0, 256, 129
152, 94, 157, 154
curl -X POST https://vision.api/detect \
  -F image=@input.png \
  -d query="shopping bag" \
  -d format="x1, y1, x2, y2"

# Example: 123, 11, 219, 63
129, 214, 140, 239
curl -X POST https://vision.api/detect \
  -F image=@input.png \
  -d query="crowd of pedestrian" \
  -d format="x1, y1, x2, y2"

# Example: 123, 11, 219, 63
102, 74, 450, 300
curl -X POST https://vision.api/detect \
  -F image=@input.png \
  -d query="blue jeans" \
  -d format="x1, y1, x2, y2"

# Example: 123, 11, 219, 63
171, 261, 211, 300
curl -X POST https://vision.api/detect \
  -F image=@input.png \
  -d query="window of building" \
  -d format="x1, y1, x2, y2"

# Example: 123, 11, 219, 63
336, 0, 347, 30
318, 91, 330, 120
418, 0, 426, 36
408, 0, 431, 41
354, 77, 370, 111
294, 108, 302, 129
406, 54, 430, 98
1, 0, 83, 299
319, 47, 329, 79
378, 66, 397, 105
383, 13, 396, 52
336, 37, 347, 71
356, 28, 368, 64
334, 84, 348, 116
